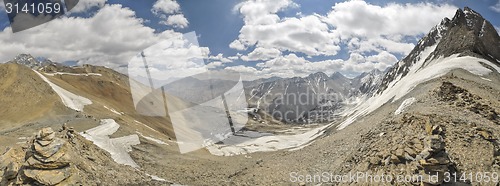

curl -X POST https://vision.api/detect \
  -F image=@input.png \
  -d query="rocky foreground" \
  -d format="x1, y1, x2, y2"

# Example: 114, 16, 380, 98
0, 125, 159, 185
340, 80, 500, 185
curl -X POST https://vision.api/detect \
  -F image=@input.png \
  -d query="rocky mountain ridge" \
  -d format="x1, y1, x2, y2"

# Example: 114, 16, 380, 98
333, 7, 500, 184
11, 54, 55, 70
379, 7, 500, 94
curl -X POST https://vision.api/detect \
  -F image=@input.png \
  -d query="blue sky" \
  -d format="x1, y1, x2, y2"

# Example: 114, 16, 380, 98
0, 0, 498, 79
182, 0, 500, 57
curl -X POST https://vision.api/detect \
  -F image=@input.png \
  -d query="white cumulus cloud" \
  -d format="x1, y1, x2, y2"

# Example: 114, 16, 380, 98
0, 4, 205, 71
152, 0, 180, 15
491, 1, 500, 13
227, 51, 398, 80
232, 0, 340, 56
324, 1, 456, 55
128, 33, 210, 85
241, 47, 281, 61
234, 0, 298, 25
152, 0, 188, 29
163, 14, 189, 28
229, 0, 457, 78
209, 53, 233, 63
326, 1, 456, 38
229, 40, 246, 50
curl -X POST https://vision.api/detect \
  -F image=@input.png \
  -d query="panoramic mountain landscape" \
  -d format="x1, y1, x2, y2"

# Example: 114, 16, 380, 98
0, 0, 500, 185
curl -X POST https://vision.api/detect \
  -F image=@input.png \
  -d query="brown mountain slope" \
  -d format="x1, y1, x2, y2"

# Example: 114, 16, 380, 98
39, 64, 177, 139
0, 63, 71, 129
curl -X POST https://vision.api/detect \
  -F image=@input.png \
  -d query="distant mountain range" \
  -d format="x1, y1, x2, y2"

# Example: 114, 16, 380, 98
8, 52, 389, 126
244, 69, 384, 123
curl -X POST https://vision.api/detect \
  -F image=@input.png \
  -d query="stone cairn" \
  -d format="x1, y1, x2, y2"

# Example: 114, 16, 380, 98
376, 117, 453, 185
0, 127, 79, 185
417, 134, 450, 185
414, 119, 451, 185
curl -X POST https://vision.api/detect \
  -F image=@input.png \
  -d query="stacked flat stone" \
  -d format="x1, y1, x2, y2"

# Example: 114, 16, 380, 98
417, 135, 451, 185
22, 128, 74, 185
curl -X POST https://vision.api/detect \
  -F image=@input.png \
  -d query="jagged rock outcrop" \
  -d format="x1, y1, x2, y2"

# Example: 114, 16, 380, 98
342, 113, 469, 185
430, 7, 500, 61
351, 69, 384, 95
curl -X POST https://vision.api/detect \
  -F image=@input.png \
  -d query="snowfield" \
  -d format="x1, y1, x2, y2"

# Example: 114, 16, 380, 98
338, 53, 500, 130
33, 70, 92, 111
205, 125, 328, 156
80, 119, 141, 168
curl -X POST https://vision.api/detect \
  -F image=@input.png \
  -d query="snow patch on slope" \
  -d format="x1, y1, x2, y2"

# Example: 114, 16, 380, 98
394, 97, 416, 115
481, 77, 492, 81
104, 105, 123, 115
134, 120, 161, 134
338, 54, 500, 130
44, 72, 102, 76
33, 70, 92, 111
146, 173, 168, 182
137, 131, 168, 145
80, 119, 140, 168
205, 125, 328, 156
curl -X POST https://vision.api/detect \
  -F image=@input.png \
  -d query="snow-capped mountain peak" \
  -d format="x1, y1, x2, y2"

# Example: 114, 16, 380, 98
307, 71, 329, 81
432, 7, 500, 61
338, 7, 500, 130
378, 7, 500, 94
12, 54, 54, 70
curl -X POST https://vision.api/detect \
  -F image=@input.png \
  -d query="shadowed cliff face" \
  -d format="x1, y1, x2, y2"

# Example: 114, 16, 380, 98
431, 7, 500, 61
